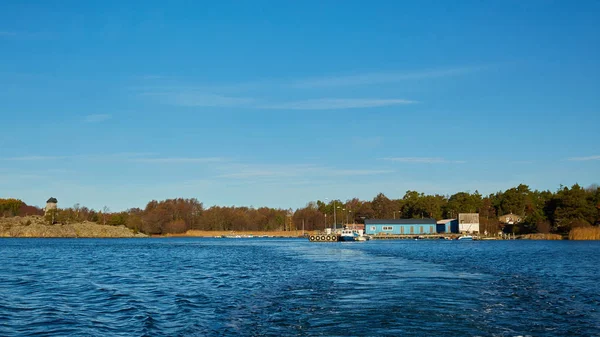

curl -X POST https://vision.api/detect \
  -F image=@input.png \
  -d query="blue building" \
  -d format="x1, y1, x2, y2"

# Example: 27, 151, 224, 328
364, 219, 437, 235
436, 219, 459, 233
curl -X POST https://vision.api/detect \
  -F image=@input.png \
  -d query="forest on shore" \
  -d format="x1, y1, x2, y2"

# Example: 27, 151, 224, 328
1, 183, 599, 236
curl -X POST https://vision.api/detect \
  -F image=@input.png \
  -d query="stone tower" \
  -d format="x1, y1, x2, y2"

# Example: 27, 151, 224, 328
45, 197, 58, 215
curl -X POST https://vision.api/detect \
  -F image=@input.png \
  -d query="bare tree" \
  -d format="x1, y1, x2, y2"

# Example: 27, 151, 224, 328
102, 206, 110, 226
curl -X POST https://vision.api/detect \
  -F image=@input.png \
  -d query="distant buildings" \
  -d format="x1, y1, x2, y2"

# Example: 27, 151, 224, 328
436, 219, 459, 233
499, 213, 523, 225
363, 215, 481, 235
364, 219, 437, 235
458, 213, 480, 233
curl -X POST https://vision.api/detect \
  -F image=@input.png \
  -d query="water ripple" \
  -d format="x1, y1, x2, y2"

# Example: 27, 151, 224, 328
0, 238, 599, 336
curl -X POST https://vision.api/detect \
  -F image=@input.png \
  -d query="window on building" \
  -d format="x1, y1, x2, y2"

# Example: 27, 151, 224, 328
410, 226, 414, 234
420, 226, 424, 233
430, 226, 434, 233
401, 227, 404, 234
382, 226, 393, 231
371, 226, 376, 231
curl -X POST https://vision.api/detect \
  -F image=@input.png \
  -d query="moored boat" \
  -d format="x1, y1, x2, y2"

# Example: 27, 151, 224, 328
339, 226, 370, 242
340, 228, 357, 241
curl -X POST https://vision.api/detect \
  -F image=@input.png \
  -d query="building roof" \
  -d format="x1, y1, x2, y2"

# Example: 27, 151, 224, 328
46, 197, 58, 203
499, 213, 523, 217
436, 219, 456, 224
365, 218, 437, 225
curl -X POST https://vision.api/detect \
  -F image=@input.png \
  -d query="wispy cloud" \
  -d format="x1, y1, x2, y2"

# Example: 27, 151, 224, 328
142, 92, 255, 107
352, 136, 383, 149
140, 75, 167, 80
217, 164, 394, 179
84, 114, 112, 123
131, 157, 225, 164
381, 157, 466, 164
0, 31, 18, 37
1, 156, 68, 161
331, 169, 395, 176
136, 65, 485, 110
567, 155, 600, 161
0, 173, 46, 185
216, 164, 316, 179
0, 31, 52, 39
0, 153, 179, 162
261, 98, 415, 110
292, 66, 486, 88
142, 91, 414, 110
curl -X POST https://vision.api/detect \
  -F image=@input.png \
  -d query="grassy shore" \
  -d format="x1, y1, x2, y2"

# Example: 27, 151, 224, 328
165, 230, 316, 238
569, 227, 600, 240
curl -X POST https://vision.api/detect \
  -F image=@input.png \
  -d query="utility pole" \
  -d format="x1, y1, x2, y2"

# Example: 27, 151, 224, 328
334, 200, 337, 231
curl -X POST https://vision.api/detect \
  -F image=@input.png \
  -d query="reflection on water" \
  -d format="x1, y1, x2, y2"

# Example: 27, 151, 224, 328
0, 238, 599, 336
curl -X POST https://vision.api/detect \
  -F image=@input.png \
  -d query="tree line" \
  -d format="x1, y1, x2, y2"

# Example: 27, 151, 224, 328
1, 183, 599, 235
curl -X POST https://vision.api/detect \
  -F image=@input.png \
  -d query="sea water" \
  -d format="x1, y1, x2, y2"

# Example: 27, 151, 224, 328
0, 238, 598, 336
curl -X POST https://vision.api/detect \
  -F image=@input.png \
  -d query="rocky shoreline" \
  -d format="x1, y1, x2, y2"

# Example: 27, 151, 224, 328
0, 216, 146, 238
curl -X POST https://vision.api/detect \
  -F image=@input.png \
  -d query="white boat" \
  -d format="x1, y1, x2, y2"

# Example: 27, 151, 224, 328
458, 235, 474, 241
340, 228, 357, 241
339, 227, 370, 242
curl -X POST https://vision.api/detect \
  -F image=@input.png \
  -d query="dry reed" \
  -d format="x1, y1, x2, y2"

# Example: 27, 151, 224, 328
521, 233, 563, 240
569, 227, 600, 240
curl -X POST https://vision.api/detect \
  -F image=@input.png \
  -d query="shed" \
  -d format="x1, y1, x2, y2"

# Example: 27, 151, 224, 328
458, 213, 480, 233
364, 219, 437, 235
436, 219, 459, 233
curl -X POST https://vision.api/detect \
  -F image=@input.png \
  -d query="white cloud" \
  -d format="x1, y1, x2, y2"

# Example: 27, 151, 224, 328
381, 157, 466, 164
567, 155, 600, 161
84, 114, 112, 123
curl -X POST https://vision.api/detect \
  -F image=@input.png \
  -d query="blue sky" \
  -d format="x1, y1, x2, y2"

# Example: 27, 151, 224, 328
1, 0, 599, 211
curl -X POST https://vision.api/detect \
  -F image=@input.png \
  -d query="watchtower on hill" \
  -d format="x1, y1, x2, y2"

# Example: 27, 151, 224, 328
45, 197, 58, 215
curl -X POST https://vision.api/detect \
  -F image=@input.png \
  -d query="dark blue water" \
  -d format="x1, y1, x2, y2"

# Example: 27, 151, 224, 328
0, 239, 598, 336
